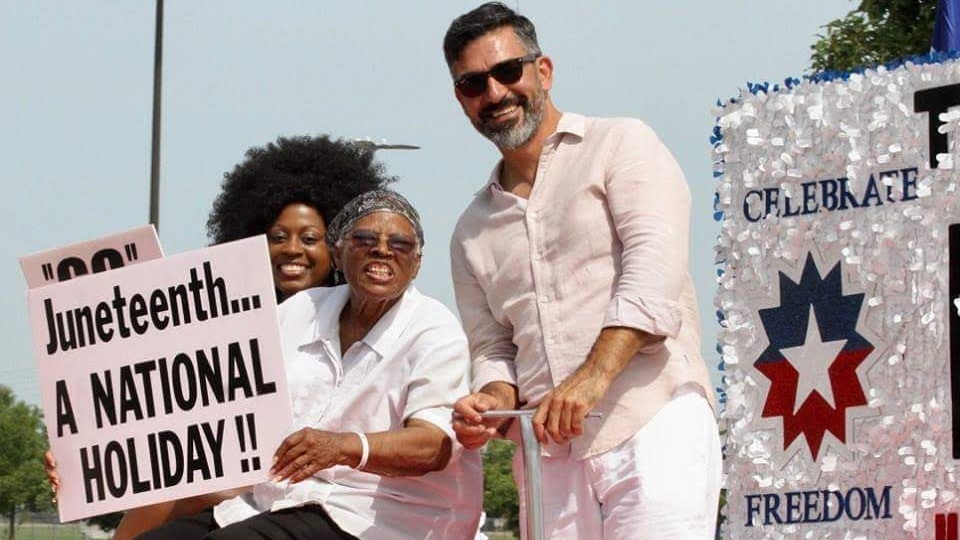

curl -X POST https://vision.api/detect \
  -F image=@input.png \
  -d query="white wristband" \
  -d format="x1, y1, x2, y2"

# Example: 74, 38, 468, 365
352, 431, 369, 470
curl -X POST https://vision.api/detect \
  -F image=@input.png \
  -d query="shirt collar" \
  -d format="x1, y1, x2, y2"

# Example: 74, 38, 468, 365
360, 284, 419, 357
555, 111, 586, 139
296, 284, 420, 359
296, 285, 350, 349
477, 111, 586, 196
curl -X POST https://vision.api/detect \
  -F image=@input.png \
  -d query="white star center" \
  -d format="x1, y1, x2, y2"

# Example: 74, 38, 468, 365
780, 305, 847, 414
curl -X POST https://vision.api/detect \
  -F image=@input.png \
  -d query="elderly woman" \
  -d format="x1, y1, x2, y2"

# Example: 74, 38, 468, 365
135, 190, 483, 540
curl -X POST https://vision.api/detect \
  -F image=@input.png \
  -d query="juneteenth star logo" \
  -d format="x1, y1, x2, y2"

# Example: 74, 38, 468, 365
752, 251, 880, 463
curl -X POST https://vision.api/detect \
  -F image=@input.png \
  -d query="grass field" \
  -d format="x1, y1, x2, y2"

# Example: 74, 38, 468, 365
0, 522, 91, 540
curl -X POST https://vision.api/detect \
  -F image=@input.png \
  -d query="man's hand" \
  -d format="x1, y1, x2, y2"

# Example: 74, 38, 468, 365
533, 326, 653, 445
532, 365, 611, 445
453, 382, 519, 449
453, 392, 507, 449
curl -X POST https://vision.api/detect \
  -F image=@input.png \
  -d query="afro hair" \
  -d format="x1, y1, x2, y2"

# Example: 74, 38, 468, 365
206, 134, 393, 245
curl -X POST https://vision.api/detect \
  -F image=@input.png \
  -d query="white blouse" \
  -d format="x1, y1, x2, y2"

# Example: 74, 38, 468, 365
214, 285, 483, 540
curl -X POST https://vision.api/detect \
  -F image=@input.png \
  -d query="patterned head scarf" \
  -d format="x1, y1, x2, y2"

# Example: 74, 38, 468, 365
325, 189, 424, 250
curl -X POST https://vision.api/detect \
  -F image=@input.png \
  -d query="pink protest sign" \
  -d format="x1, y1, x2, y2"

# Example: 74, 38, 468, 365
27, 236, 291, 522
19, 225, 164, 288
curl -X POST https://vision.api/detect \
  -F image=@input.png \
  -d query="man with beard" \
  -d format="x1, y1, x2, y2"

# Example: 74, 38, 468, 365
444, 3, 721, 538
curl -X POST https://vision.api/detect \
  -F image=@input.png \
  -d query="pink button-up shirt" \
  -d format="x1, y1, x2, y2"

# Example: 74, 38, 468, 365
450, 112, 714, 459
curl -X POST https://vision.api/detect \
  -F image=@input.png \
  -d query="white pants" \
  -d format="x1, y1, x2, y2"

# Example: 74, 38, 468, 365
513, 391, 721, 540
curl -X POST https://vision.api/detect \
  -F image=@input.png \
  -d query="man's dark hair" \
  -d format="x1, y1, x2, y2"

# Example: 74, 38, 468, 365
443, 2, 541, 69
206, 134, 392, 245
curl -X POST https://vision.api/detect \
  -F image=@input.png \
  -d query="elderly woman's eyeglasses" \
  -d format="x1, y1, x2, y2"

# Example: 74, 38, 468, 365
349, 230, 418, 255
454, 53, 540, 98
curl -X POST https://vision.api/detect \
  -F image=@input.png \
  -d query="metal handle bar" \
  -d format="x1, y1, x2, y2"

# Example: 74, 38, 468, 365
459, 410, 602, 540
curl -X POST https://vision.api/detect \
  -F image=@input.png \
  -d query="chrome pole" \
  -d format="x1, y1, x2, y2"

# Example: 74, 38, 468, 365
475, 410, 602, 540
518, 415, 544, 540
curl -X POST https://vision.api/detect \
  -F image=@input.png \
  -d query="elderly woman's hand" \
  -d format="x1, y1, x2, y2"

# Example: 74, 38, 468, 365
271, 428, 353, 483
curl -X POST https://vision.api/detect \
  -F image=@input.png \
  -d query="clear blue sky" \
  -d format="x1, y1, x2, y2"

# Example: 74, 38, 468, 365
1, 1, 853, 405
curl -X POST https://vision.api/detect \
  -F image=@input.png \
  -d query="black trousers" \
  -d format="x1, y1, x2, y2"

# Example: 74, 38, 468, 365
134, 506, 359, 540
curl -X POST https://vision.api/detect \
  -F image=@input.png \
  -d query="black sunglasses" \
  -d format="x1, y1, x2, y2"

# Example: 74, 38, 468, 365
348, 230, 418, 255
454, 53, 540, 98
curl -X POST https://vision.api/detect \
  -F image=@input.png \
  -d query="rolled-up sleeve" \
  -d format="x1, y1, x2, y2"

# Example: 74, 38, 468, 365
403, 315, 471, 439
602, 121, 689, 345
450, 234, 518, 391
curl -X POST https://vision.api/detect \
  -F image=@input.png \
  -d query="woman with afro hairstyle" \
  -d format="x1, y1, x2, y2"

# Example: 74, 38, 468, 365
207, 134, 393, 300
45, 134, 393, 540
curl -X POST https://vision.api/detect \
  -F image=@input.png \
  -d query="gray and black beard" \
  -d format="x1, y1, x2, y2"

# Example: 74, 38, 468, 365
475, 90, 545, 150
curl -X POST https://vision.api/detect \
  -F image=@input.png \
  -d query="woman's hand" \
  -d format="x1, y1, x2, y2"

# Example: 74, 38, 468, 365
271, 428, 351, 483
44, 450, 60, 501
